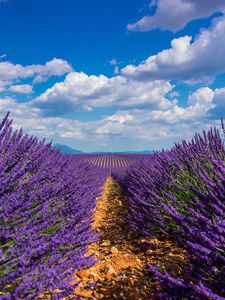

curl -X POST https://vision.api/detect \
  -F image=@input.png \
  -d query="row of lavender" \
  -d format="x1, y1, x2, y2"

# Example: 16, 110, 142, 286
74, 153, 143, 169
115, 127, 225, 299
0, 113, 108, 299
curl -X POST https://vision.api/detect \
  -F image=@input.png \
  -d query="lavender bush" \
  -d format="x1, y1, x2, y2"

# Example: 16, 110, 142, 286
0, 113, 107, 299
116, 127, 225, 299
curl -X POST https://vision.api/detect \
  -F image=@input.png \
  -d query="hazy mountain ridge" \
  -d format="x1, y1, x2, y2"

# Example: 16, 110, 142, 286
54, 144, 153, 154
54, 144, 84, 154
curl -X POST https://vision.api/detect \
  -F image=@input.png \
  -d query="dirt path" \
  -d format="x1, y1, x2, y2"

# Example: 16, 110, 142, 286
73, 176, 186, 300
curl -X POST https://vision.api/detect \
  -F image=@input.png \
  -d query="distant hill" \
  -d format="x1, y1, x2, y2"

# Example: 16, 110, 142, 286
54, 144, 84, 154
55, 144, 153, 155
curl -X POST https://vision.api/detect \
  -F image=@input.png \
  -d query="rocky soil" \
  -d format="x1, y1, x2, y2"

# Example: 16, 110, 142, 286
71, 177, 187, 300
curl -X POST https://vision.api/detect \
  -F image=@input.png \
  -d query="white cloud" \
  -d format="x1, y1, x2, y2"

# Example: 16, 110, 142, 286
123, 15, 225, 82
8, 84, 33, 94
109, 58, 123, 66
0, 56, 224, 151
32, 58, 72, 83
0, 80, 8, 92
207, 87, 225, 117
0, 97, 84, 139
0, 83, 223, 151
188, 87, 214, 106
0, 58, 72, 84
32, 71, 174, 115
92, 86, 219, 143
109, 58, 122, 74
168, 90, 180, 98
106, 114, 134, 124
114, 66, 120, 75
0, 97, 39, 119
109, 58, 119, 65
92, 107, 212, 143
95, 117, 132, 136
128, 0, 225, 32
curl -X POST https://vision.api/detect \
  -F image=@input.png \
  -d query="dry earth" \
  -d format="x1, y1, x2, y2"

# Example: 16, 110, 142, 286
71, 176, 187, 300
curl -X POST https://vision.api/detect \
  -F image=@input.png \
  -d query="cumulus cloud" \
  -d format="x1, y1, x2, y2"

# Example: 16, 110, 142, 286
8, 84, 33, 94
128, 0, 225, 32
28, 71, 224, 145
123, 15, 225, 82
122, 87, 214, 128
32, 58, 72, 83
106, 114, 134, 123
0, 98, 137, 142
0, 58, 224, 150
0, 97, 40, 120
0, 58, 72, 84
95, 114, 135, 136
92, 105, 214, 144
0, 83, 224, 151
207, 87, 225, 117
95, 86, 221, 143
188, 87, 214, 106
32, 71, 174, 115
0, 97, 84, 139
0, 80, 8, 92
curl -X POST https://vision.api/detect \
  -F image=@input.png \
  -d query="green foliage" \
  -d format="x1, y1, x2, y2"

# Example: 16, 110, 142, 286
42, 224, 58, 235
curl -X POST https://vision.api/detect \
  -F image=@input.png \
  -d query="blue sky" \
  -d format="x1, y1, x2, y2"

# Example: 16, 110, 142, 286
1, 0, 225, 151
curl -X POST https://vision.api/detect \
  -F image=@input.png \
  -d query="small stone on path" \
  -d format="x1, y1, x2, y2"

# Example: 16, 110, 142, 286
110, 246, 119, 254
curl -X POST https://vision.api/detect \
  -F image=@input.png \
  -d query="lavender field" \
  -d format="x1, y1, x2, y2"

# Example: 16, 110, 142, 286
2, 1, 225, 299
0, 113, 224, 300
